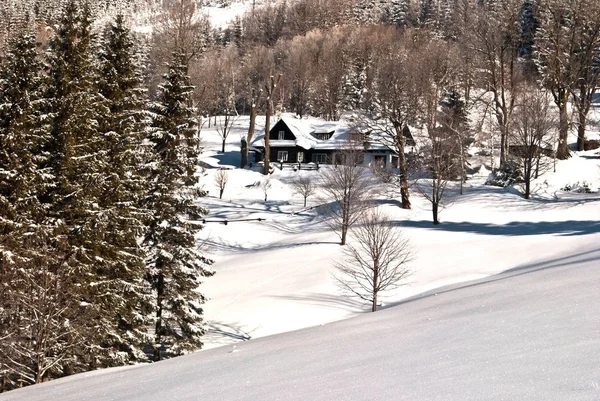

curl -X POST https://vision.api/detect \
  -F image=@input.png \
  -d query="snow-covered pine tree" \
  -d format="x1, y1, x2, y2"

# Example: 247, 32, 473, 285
43, 0, 145, 374
353, 0, 385, 24
0, 29, 73, 389
94, 14, 154, 368
419, 0, 439, 29
383, 0, 411, 28
145, 51, 214, 361
438, 88, 471, 181
342, 57, 369, 111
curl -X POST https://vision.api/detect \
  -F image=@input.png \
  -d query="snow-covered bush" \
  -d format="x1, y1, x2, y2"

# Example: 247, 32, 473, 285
561, 181, 593, 193
485, 161, 523, 187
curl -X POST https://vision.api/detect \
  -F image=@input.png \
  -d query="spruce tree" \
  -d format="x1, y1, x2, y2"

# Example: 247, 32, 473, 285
384, 0, 411, 28
95, 14, 153, 367
43, 0, 143, 374
145, 51, 214, 361
0, 30, 71, 388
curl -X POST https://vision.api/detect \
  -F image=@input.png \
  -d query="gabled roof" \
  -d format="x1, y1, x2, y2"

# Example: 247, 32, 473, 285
253, 113, 395, 153
278, 115, 319, 150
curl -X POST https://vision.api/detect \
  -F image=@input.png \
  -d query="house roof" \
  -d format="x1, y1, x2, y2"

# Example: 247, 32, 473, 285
252, 114, 395, 153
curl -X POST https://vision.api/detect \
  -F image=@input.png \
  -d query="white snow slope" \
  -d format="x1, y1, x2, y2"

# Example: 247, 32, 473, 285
2, 247, 600, 401
3, 113, 600, 400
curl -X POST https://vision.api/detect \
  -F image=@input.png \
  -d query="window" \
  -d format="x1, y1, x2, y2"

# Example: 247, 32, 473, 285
315, 132, 333, 140
297, 152, 304, 163
312, 153, 328, 164
277, 151, 288, 162
278, 130, 285, 140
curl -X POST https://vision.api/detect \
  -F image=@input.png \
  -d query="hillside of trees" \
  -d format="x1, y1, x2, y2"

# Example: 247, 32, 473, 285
1, 0, 599, 392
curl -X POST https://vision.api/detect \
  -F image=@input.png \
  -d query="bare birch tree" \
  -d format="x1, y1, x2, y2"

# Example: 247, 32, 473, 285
215, 114, 238, 154
260, 179, 271, 202
214, 169, 229, 200
291, 175, 316, 207
241, 88, 262, 168
511, 88, 556, 199
263, 74, 282, 175
568, 0, 600, 151
417, 126, 462, 225
535, 0, 590, 159
368, 27, 421, 210
463, 0, 524, 168
320, 147, 373, 245
334, 209, 412, 312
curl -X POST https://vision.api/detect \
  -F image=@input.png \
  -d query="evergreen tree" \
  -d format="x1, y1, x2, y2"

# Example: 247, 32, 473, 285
438, 89, 471, 180
145, 51, 214, 361
95, 14, 154, 367
384, 0, 411, 28
42, 0, 144, 374
0, 30, 71, 389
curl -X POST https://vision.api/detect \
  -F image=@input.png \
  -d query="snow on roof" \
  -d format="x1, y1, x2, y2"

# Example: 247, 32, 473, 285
252, 114, 395, 152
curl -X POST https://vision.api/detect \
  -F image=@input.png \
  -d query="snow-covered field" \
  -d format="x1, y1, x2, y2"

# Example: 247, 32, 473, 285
195, 114, 600, 351
3, 231, 600, 400
3, 112, 600, 400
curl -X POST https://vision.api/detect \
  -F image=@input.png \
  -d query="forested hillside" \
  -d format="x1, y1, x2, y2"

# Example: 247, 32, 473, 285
1, 0, 599, 393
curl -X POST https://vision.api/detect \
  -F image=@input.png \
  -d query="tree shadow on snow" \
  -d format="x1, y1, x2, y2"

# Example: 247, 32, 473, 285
398, 219, 600, 236
270, 292, 370, 313
203, 322, 253, 345
211, 150, 241, 167
201, 238, 338, 253
381, 247, 600, 312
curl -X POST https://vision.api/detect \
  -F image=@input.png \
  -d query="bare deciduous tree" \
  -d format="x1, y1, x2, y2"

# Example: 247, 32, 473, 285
417, 127, 461, 225
241, 88, 262, 168
320, 147, 373, 245
291, 175, 316, 207
568, 1, 600, 151
367, 27, 421, 210
535, 0, 591, 159
511, 88, 556, 199
214, 169, 229, 200
263, 74, 282, 175
463, 0, 524, 168
334, 209, 412, 312
215, 114, 238, 154
0, 237, 80, 388
260, 179, 271, 202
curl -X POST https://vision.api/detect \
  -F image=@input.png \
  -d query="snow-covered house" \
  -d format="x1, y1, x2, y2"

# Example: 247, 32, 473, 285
252, 115, 398, 167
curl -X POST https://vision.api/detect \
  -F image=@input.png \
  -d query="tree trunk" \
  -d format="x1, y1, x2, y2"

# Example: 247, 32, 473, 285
303, 197, 307, 208
154, 274, 164, 362
432, 202, 439, 225
264, 101, 271, 175
577, 109, 587, 151
263, 75, 281, 175
372, 291, 377, 312
241, 104, 258, 168
556, 92, 570, 160
372, 263, 378, 312
219, 189, 224, 199
395, 123, 411, 209
221, 138, 226, 153
499, 125, 508, 169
